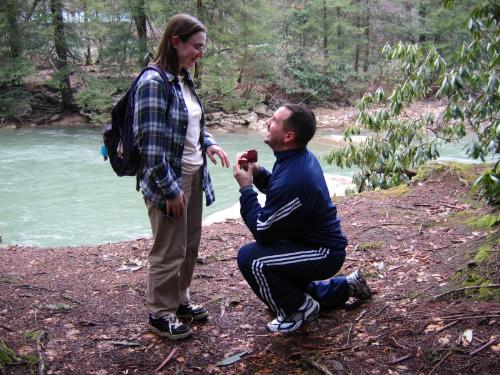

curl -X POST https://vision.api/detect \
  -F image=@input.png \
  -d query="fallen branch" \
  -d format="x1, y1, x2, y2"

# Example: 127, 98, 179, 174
388, 353, 414, 365
470, 337, 497, 356
306, 359, 334, 375
346, 323, 354, 347
435, 320, 460, 334
441, 314, 500, 321
427, 350, 452, 375
411, 286, 432, 300
36, 331, 48, 375
369, 304, 389, 319
432, 284, 500, 300
155, 347, 178, 372
355, 309, 367, 322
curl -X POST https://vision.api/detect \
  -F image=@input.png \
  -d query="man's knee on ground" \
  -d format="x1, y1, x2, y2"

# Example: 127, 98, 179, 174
237, 243, 256, 272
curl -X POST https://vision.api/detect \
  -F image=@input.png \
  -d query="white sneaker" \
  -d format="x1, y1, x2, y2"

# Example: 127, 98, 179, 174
346, 270, 372, 300
267, 294, 320, 333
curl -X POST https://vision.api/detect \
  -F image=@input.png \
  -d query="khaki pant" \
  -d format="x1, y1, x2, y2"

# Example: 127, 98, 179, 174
145, 169, 203, 317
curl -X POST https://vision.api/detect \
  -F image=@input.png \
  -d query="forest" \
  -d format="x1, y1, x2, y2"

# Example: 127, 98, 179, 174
0, 1, 499, 374
0, 0, 498, 201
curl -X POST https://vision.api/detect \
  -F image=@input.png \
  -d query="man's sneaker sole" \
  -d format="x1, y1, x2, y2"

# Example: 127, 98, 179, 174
267, 296, 320, 333
148, 323, 192, 340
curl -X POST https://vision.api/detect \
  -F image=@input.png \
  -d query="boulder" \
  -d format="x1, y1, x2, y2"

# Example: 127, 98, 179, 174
253, 103, 268, 116
219, 120, 233, 128
242, 112, 258, 124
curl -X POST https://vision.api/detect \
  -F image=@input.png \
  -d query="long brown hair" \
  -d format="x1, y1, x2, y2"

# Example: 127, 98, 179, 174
152, 14, 206, 74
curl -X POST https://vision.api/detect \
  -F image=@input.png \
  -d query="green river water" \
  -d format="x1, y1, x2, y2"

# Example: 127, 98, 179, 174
0, 127, 472, 247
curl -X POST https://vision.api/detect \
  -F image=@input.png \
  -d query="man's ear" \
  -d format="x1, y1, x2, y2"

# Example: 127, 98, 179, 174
284, 131, 296, 145
172, 35, 181, 49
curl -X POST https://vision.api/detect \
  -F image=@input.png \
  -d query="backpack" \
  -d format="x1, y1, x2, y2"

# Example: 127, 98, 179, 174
102, 65, 172, 177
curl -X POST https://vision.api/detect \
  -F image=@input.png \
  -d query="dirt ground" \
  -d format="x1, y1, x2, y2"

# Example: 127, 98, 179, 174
0, 164, 498, 374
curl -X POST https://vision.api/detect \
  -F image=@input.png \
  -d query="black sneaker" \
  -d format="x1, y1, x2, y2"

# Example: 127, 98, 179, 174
148, 313, 192, 340
346, 270, 372, 300
176, 303, 209, 321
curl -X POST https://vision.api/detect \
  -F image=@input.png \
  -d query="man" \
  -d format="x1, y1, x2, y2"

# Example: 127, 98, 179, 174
233, 104, 371, 333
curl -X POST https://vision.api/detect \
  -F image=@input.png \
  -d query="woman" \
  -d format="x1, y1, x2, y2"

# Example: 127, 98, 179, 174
133, 14, 230, 340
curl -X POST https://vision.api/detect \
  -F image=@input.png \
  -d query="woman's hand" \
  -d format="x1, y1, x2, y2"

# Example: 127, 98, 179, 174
166, 191, 186, 218
207, 145, 230, 168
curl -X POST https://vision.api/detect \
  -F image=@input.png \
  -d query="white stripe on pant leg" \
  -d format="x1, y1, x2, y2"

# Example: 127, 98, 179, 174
251, 249, 329, 315
254, 250, 329, 317
251, 248, 330, 317
252, 259, 283, 316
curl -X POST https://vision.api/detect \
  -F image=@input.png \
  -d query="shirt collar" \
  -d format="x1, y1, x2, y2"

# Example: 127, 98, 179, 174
165, 68, 193, 84
274, 147, 307, 160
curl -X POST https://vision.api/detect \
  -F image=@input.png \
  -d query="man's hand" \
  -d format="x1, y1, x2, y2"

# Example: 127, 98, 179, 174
207, 145, 230, 168
166, 191, 186, 218
236, 151, 260, 174
233, 161, 254, 188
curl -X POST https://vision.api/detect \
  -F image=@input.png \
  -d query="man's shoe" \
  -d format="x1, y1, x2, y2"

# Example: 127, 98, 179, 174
148, 313, 192, 340
267, 294, 320, 333
176, 303, 209, 321
346, 270, 372, 300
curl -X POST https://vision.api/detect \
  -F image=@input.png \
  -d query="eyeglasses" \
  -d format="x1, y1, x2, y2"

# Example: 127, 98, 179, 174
188, 42, 206, 53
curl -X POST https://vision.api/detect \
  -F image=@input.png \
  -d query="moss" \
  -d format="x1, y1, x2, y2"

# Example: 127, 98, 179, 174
356, 241, 384, 251
376, 184, 410, 197
413, 161, 480, 184
474, 244, 491, 263
467, 214, 500, 229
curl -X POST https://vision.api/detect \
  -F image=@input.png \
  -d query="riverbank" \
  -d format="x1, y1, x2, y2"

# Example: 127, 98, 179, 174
1, 162, 498, 374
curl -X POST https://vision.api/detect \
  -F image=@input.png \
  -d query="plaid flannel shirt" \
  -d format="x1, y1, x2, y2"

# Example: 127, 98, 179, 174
133, 68, 217, 210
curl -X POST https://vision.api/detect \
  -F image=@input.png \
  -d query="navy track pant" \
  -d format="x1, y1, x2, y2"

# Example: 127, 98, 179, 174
237, 240, 349, 317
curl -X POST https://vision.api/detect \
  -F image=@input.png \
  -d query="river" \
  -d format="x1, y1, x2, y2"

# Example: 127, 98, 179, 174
0, 127, 472, 247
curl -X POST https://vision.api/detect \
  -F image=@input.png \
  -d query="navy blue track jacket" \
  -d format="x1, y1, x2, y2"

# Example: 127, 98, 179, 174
239, 147, 348, 250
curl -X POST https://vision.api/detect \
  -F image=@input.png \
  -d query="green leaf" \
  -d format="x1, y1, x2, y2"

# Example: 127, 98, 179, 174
216, 351, 251, 366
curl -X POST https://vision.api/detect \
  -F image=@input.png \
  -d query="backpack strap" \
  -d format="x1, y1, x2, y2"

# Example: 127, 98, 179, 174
134, 65, 174, 192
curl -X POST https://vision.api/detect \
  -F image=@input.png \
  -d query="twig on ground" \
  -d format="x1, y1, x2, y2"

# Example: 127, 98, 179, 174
355, 309, 367, 322
441, 314, 500, 321
306, 359, 334, 375
438, 311, 500, 320
388, 353, 414, 365
369, 304, 389, 318
432, 284, 500, 300
435, 320, 460, 334
219, 299, 226, 320
427, 350, 452, 375
346, 323, 354, 347
36, 330, 48, 375
346, 257, 358, 261
470, 337, 497, 356
155, 347, 178, 372
357, 222, 407, 234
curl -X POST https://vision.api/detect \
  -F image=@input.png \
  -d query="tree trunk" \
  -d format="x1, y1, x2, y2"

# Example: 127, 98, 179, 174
354, 3, 361, 73
133, 0, 148, 60
83, 2, 91, 65
363, 7, 370, 73
418, 1, 426, 43
337, 6, 343, 53
322, 0, 328, 62
194, 0, 203, 86
5, 0, 21, 58
50, 0, 75, 110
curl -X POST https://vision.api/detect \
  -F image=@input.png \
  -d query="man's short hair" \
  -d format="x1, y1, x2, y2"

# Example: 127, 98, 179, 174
282, 104, 316, 146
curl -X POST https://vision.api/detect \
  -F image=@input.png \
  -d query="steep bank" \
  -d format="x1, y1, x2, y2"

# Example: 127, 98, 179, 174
1, 162, 498, 374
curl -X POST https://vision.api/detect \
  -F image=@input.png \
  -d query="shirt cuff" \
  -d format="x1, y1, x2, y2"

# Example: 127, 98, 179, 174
239, 185, 254, 194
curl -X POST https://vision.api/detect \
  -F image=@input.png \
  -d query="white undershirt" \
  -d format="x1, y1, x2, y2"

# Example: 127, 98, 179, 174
178, 76, 203, 174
